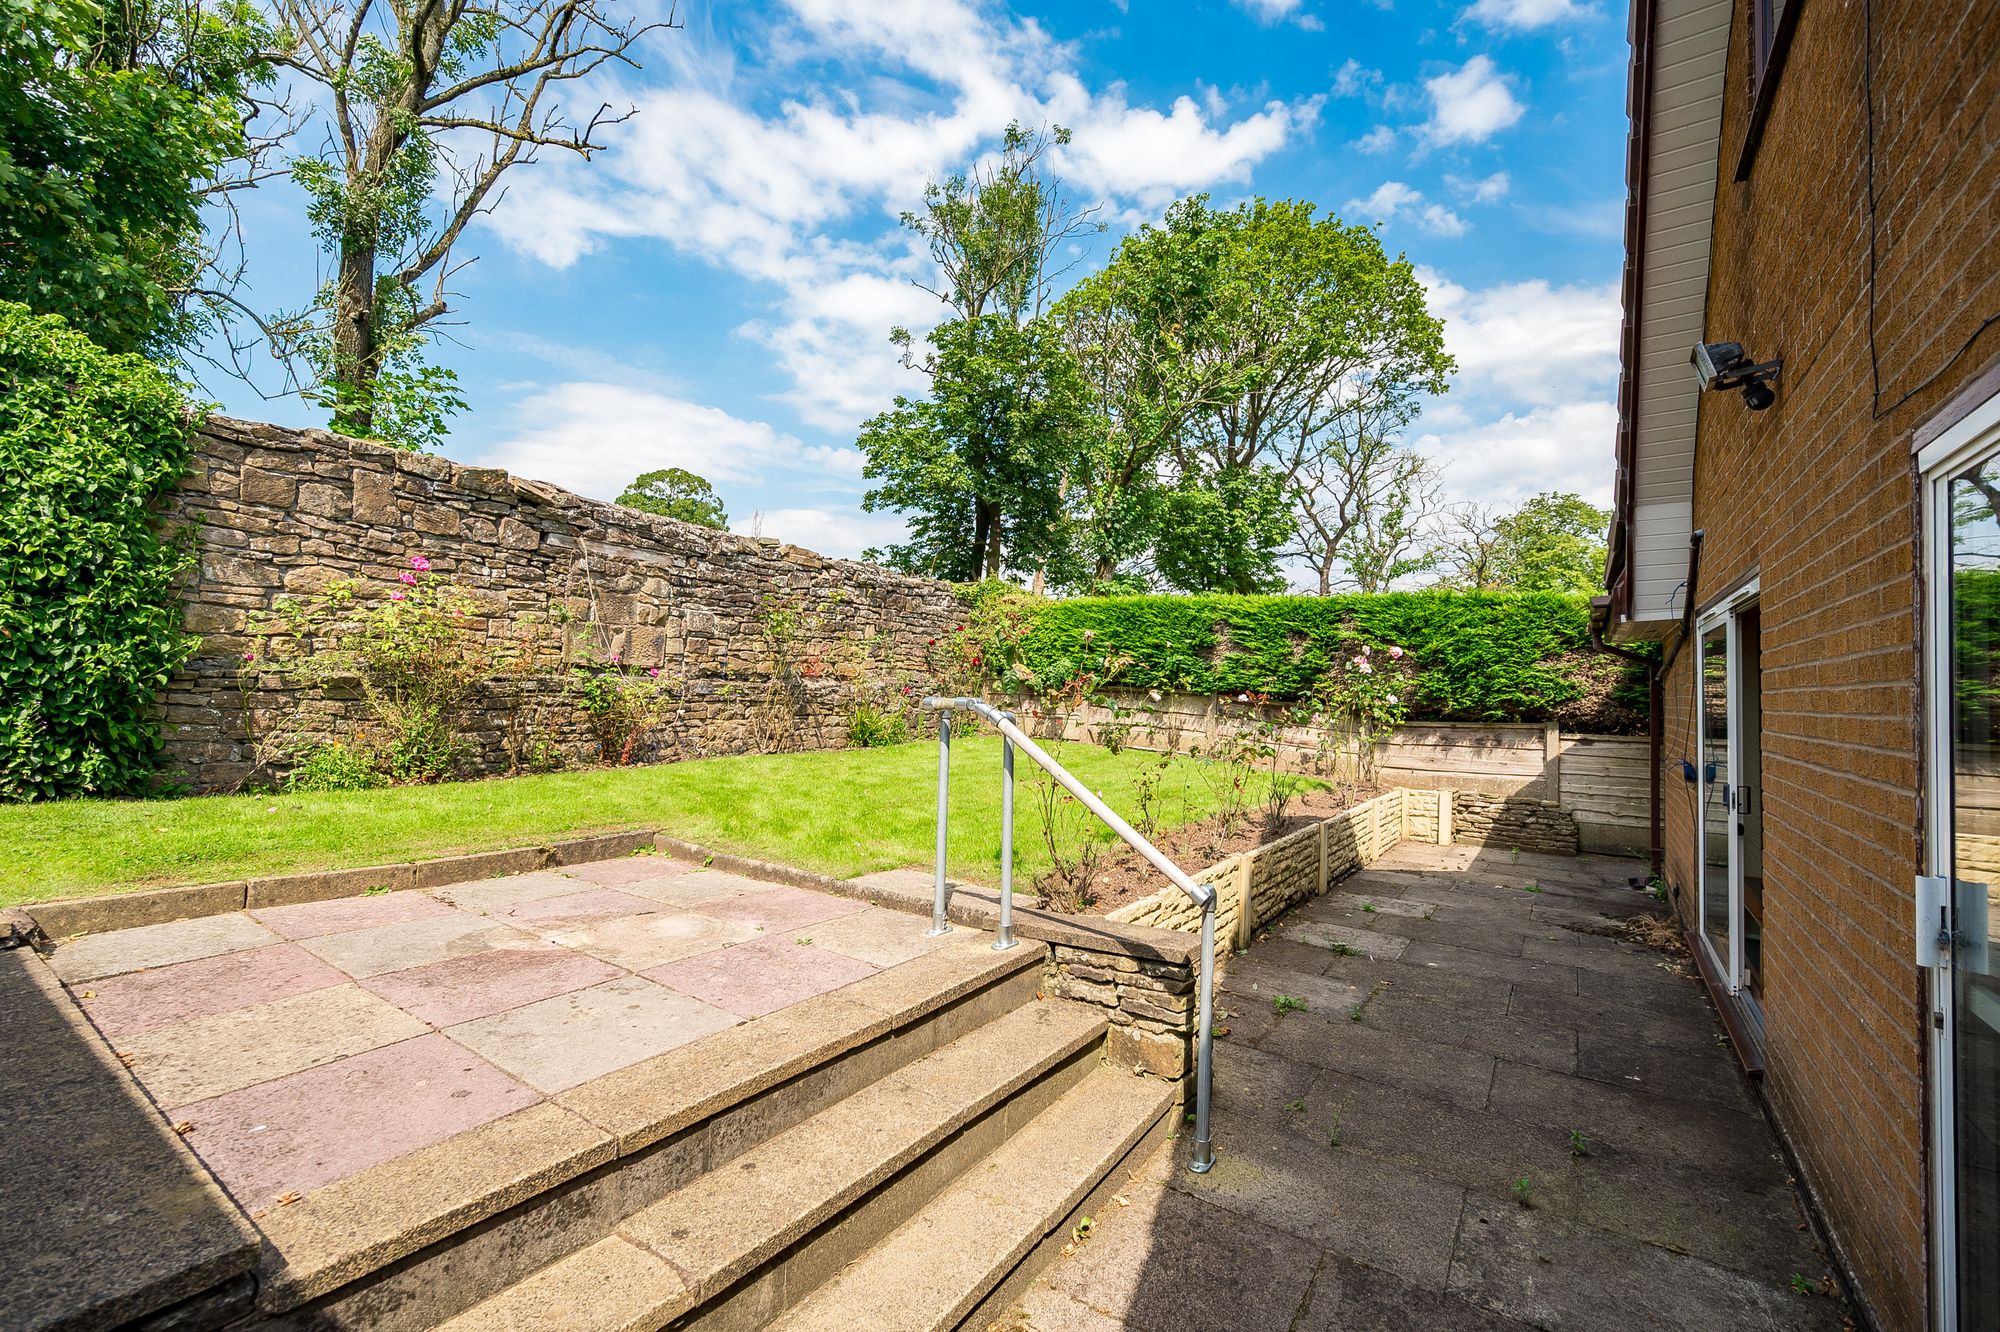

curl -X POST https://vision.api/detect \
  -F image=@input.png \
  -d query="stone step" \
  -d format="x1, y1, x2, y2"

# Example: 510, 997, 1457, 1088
435, 997, 1113, 1332
769, 1065, 1176, 1332
267, 935, 1047, 1329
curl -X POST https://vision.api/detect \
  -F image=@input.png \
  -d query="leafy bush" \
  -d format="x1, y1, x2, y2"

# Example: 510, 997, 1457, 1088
993, 590, 1648, 730
0, 303, 199, 800
285, 741, 385, 792
846, 701, 909, 748
567, 661, 677, 765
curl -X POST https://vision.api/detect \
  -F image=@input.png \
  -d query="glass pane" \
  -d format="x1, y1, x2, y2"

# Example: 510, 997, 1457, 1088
1951, 459, 2000, 1323
1700, 622, 1731, 968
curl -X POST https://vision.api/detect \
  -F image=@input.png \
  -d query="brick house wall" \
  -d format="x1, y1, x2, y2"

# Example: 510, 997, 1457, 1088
1655, 2, 2000, 1328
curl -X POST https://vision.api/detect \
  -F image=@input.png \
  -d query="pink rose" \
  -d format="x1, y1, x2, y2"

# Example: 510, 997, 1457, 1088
390, 589, 407, 601
647, 668, 661, 678
398, 570, 417, 585
1388, 645, 1403, 658
1237, 693, 1249, 703
1358, 660, 1373, 675
410, 555, 431, 572
1359, 644, 1369, 655
1387, 693, 1400, 704
241, 651, 255, 662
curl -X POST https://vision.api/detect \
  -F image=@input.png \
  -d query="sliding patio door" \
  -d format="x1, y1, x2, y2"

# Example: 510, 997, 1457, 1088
1924, 402, 2000, 1328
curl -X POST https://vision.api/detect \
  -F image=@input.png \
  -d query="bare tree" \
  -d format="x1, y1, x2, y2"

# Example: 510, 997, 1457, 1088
1338, 454, 1442, 592
1431, 502, 1505, 590
264, 0, 674, 445
1286, 392, 1434, 594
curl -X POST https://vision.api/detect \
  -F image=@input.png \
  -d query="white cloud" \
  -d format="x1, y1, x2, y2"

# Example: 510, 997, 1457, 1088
474, 382, 860, 506
1230, 0, 1321, 27
1352, 125, 1399, 154
1332, 59, 1383, 98
1419, 270, 1620, 403
1446, 170, 1511, 203
1345, 182, 1468, 238
735, 508, 909, 560
483, 0, 1318, 434
1421, 56, 1525, 146
1414, 401, 1617, 508
1462, 0, 1595, 31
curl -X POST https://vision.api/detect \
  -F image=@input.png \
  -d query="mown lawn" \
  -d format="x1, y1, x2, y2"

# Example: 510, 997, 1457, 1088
0, 737, 1270, 907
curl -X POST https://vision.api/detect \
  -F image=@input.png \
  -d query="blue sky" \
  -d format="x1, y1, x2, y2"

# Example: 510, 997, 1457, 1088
211, 0, 1629, 569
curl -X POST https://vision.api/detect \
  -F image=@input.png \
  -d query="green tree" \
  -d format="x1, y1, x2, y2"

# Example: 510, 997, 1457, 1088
861, 314, 1089, 581
0, 0, 272, 356
1488, 492, 1612, 594
1054, 195, 1453, 593
263, 0, 669, 449
617, 468, 727, 529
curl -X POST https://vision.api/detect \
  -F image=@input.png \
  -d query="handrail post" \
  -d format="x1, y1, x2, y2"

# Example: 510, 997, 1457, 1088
930, 712, 952, 936
1189, 895, 1217, 1173
996, 728, 1017, 950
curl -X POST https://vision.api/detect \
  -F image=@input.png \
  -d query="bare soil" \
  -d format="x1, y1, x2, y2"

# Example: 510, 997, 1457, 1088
1050, 781, 1378, 916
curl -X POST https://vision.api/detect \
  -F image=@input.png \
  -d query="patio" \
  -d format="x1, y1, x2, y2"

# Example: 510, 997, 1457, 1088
998, 843, 1856, 1332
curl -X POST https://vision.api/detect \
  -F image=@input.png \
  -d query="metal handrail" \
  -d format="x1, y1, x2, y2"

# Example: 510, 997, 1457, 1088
922, 695, 1218, 1174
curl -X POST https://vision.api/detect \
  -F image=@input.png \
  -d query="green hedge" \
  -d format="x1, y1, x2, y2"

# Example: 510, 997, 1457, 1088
1006, 590, 1648, 731
0, 303, 199, 800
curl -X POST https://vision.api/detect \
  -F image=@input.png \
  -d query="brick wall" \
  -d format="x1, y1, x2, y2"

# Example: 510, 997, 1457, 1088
165, 419, 961, 791
1656, 1, 2000, 1326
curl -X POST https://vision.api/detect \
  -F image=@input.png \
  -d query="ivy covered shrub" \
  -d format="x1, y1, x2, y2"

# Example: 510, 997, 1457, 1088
981, 590, 1648, 732
0, 303, 199, 800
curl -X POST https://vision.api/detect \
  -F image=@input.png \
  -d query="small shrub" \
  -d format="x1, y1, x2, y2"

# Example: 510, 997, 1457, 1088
285, 741, 385, 792
847, 701, 909, 748
568, 661, 678, 764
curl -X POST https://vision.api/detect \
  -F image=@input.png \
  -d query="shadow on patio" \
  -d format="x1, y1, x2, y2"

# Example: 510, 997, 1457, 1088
992, 843, 1857, 1332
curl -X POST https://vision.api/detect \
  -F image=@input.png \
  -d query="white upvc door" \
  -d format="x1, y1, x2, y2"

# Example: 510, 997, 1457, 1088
1697, 583, 1757, 995
1919, 385, 2000, 1330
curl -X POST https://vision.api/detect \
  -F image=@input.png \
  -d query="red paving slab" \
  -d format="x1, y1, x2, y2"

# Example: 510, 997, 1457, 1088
564, 856, 693, 888
444, 976, 741, 1093
486, 888, 666, 926
249, 891, 458, 940
74, 942, 348, 1040
360, 943, 623, 1027
178, 1033, 538, 1211
645, 937, 879, 1019
697, 885, 872, 934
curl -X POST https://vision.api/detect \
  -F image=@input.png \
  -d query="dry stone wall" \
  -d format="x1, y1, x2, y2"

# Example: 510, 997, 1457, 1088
163, 418, 963, 791
1448, 791, 1580, 856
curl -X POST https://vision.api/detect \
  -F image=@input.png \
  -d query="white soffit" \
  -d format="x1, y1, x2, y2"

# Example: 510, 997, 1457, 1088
1627, 0, 1730, 628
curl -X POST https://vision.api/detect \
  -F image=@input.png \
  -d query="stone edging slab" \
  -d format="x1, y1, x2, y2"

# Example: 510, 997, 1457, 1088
22, 829, 659, 941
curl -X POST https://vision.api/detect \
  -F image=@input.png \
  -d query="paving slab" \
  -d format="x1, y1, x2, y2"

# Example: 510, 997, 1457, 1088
1278, 918, 1410, 960
74, 941, 347, 1039
803, 904, 966, 967
178, 1033, 539, 1212
562, 855, 695, 888
0, 948, 258, 1332
250, 890, 458, 940
447, 974, 742, 1092
47, 911, 280, 982
122, 982, 431, 1108
300, 911, 530, 979
618, 867, 776, 908
532, 905, 757, 969
360, 940, 623, 1026
429, 871, 599, 912
484, 887, 670, 926
1446, 1198, 1847, 1332
645, 935, 879, 1018
1037, 841, 1854, 1331
696, 884, 872, 933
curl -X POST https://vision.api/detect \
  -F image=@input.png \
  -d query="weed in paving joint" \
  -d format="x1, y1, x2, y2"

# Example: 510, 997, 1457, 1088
1284, 1099, 1306, 1114
1327, 941, 1362, 957
1512, 1177, 1534, 1208
1360, 902, 1377, 913
1524, 883, 1544, 894
1568, 1129, 1592, 1158
1273, 994, 1308, 1016
1788, 1274, 1813, 1296
363, 884, 390, 896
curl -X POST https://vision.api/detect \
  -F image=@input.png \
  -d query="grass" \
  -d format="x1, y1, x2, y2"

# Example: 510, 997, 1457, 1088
0, 736, 1275, 908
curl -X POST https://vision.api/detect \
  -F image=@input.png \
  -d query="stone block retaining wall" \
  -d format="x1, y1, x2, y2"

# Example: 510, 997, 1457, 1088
1106, 786, 1581, 948
165, 419, 961, 790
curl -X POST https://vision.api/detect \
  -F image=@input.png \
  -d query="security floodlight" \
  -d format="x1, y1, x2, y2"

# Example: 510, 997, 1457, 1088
1690, 340, 1782, 411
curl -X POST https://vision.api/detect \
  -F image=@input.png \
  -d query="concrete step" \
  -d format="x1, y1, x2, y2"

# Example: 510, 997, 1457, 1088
270, 935, 1046, 1329
435, 997, 1113, 1332
769, 1065, 1176, 1332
